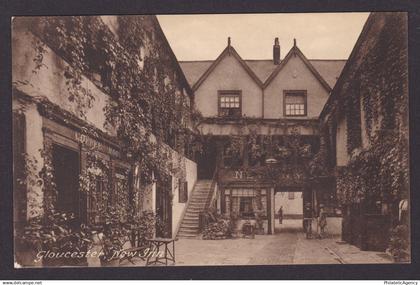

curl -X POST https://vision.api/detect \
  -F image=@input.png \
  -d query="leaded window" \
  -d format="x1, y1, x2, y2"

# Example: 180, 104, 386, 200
218, 91, 241, 117
284, 91, 307, 116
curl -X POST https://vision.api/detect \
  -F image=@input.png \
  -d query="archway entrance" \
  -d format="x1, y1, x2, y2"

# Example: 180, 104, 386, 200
274, 190, 303, 233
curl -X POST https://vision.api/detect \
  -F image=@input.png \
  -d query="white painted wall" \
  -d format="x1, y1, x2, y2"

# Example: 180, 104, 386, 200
264, 54, 330, 119
12, 28, 114, 135
336, 116, 349, 166
194, 53, 262, 118
171, 156, 197, 237
275, 192, 303, 217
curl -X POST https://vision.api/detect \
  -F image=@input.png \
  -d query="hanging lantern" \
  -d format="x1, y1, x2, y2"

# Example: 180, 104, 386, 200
265, 157, 278, 165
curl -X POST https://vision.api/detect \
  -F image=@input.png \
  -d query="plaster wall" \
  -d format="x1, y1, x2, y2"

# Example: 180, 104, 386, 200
336, 116, 349, 166
275, 192, 303, 217
171, 156, 197, 237
264, 55, 330, 119
12, 29, 113, 135
194, 54, 262, 118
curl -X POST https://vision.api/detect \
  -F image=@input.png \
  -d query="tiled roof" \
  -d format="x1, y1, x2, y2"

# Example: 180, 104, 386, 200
179, 58, 346, 89
244, 60, 278, 83
309, 60, 347, 89
179, 60, 213, 89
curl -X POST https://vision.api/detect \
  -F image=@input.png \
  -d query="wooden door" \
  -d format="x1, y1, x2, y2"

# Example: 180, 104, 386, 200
52, 144, 83, 224
197, 140, 217, 179
155, 173, 172, 238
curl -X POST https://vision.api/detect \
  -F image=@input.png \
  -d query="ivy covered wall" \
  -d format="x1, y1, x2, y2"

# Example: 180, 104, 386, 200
320, 12, 409, 217
12, 16, 200, 228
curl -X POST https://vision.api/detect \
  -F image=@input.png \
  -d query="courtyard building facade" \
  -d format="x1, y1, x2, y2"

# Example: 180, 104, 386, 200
179, 37, 346, 235
11, 12, 410, 267
12, 16, 200, 266
319, 12, 409, 254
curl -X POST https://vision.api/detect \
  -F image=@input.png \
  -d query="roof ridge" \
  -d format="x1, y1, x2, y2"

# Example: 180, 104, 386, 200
180, 58, 347, 62
179, 60, 214, 63
191, 45, 264, 91
263, 46, 332, 91
309, 59, 347, 61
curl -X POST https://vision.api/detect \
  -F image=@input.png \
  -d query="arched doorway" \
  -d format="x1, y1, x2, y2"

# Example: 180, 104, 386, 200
274, 189, 304, 233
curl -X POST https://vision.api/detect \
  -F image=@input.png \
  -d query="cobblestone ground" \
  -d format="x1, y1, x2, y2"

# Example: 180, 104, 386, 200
117, 219, 393, 267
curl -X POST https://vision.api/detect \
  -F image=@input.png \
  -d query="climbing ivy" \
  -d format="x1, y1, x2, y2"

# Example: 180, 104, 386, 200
326, 13, 409, 206
23, 16, 200, 185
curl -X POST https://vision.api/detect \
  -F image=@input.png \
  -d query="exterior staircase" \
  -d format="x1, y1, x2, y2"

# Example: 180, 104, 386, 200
177, 179, 213, 238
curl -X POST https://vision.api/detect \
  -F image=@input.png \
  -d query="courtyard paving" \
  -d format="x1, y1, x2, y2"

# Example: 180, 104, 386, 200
117, 219, 392, 266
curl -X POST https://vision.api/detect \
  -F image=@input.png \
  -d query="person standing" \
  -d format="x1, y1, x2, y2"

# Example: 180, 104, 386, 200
278, 206, 283, 224
318, 205, 327, 238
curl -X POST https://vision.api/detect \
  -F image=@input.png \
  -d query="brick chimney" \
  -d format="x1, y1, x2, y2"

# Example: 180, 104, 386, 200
273, 37, 280, 65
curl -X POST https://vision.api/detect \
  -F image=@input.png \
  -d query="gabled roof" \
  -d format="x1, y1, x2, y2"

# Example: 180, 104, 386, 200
179, 60, 213, 88
309, 60, 346, 89
263, 45, 333, 92
243, 60, 278, 83
179, 47, 346, 91
190, 45, 264, 91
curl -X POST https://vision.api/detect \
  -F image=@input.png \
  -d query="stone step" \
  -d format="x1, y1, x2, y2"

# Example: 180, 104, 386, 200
188, 203, 207, 207
190, 196, 209, 200
176, 179, 214, 238
177, 232, 199, 238
191, 196, 208, 201
188, 203, 206, 207
187, 205, 205, 209
189, 200, 207, 203
185, 207, 204, 212
192, 190, 210, 193
179, 223, 199, 229
190, 197, 209, 200
181, 222, 199, 227
179, 228, 199, 235
185, 212, 203, 217
187, 207, 206, 211
184, 215, 200, 219
183, 215, 199, 220
178, 229, 199, 235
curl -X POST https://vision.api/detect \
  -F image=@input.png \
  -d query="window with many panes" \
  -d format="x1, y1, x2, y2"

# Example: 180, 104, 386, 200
284, 91, 307, 116
218, 91, 241, 118
288, 192, 295, 200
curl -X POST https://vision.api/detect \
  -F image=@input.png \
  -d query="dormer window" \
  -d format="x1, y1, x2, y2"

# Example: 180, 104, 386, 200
218, 90, 242, 118
284, 90, 307, 116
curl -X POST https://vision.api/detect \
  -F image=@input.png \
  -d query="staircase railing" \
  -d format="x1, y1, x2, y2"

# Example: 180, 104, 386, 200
198, 167, 219, 231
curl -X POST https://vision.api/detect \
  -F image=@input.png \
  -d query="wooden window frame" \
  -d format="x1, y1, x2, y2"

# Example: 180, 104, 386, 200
283, 90, 307, 117
218, 90, 242, 118
288, 192, 295, 200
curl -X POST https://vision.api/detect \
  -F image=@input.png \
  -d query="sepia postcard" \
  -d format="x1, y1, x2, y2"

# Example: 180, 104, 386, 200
11, 12, 410, 268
